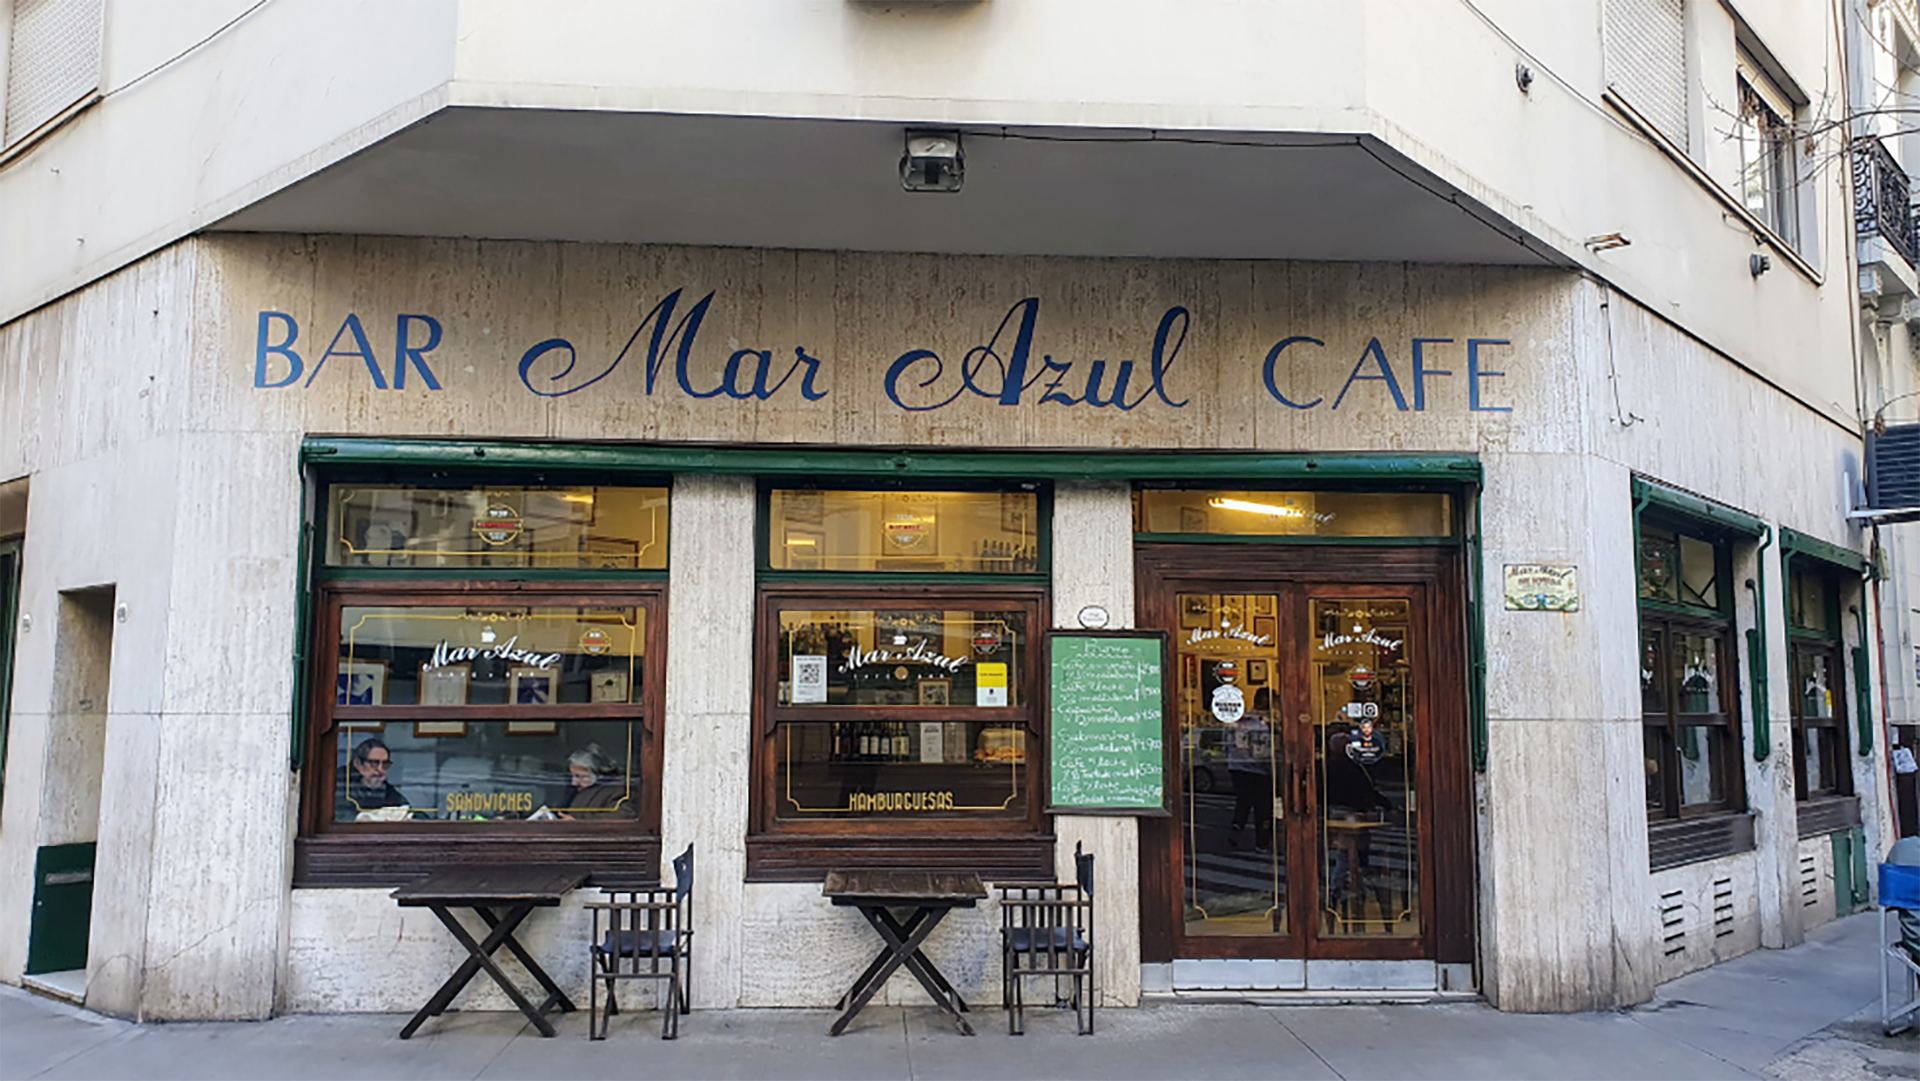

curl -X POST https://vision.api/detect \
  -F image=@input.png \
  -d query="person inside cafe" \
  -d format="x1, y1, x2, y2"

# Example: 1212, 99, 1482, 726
337, 736, 412, 819
556, 743, 636, 820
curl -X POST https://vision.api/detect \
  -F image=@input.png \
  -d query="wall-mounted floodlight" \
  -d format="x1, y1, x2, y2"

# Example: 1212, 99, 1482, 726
901, 130, 963, 193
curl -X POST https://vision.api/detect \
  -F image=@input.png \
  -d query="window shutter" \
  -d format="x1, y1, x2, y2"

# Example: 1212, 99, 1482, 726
4, 0, 105, 148
1605, 0, 1689, 148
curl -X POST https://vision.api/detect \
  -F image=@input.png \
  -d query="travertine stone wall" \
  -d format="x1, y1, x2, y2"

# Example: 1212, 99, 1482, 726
661, 475, 756, 1009
1048, 481, 1142, 1007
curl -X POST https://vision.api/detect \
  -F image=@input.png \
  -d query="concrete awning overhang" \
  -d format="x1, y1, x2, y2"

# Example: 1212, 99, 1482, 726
211, 106, 1568, 267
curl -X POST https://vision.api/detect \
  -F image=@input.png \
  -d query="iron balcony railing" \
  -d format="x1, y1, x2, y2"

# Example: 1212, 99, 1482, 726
1855, 135, 1919, 267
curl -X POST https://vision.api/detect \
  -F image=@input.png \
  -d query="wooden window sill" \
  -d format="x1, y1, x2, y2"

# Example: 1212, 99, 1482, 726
1648, 812, 1756, 873
294, 833, 659, 889
745, 833, 1054, 883
1796, 795, 1861, 839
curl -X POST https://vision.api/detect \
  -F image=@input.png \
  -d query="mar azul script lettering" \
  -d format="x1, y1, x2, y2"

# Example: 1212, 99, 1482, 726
426, 637, 563, 671
839, 639, 969, 673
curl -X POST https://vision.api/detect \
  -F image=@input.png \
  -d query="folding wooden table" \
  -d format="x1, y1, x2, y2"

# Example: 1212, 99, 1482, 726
823, 869, 987, 1036
392, 864, 587, 1039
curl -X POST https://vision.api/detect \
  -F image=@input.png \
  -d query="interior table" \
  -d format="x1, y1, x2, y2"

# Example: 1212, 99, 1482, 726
823, 869, 988, 1036
391, 864, 588, 1039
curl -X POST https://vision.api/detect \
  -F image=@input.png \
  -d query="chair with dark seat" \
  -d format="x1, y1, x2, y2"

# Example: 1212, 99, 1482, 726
586, 844, 694, 1039
999, 842, 1094, 1035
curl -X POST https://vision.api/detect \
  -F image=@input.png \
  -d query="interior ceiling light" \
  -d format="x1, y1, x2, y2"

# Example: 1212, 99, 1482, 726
1208, 497, 1304, 519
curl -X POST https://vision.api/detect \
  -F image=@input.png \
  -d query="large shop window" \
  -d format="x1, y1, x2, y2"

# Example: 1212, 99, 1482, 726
749, 484, 1052, 882
1638, 512, 1753, 871
297, 482, 668, 887
1787, 562, 1861, 838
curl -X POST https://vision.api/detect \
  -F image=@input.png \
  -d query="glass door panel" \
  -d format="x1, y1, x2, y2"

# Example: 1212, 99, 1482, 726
1310, 597, 1420, 940
1177, 592, 1287, 938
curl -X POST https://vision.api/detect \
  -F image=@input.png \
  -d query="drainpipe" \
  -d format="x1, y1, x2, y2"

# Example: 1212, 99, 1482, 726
1746, 525, 1773, 762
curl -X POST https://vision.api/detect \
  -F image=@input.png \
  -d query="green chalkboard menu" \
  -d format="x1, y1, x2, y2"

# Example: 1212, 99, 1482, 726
1046, 630, 1170, 815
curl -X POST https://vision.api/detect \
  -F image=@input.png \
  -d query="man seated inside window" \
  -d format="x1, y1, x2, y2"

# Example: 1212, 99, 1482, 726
337, 736, 413, 820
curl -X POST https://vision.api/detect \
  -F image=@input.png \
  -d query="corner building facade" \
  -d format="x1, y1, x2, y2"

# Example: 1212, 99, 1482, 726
0, 0, 1898, 1020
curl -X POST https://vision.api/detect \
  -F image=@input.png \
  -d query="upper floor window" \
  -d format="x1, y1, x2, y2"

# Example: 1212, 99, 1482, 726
5, 0, 104, 149
1737, 53, 1800, 249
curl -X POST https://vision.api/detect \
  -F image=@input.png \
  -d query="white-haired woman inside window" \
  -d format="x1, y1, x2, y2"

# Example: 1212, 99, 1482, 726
556, 742, 636, 820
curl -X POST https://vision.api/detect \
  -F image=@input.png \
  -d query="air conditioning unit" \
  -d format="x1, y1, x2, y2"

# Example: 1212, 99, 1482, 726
1866, 422, 1920, 523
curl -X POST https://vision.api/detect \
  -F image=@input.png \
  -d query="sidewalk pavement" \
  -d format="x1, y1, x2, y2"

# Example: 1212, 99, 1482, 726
1, 912, 1911, 1081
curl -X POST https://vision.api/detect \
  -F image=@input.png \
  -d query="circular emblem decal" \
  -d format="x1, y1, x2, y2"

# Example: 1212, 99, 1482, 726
580, 628, 613, 656
473, 504, 524, 546
972, 627, 1003, 655
885, 514, 931, 549
1210, 683, 1246, 723
1349, 664, 1377, 692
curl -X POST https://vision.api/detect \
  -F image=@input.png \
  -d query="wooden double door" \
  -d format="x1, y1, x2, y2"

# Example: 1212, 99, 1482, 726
1138, 545, 1473, 965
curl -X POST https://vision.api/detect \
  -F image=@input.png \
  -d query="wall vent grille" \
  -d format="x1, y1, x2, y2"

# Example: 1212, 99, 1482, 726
1659, 888, 1687, 957
1800, 853, 1820, 907
1868, 423, 1920, 510
1711, 876, 1734, 938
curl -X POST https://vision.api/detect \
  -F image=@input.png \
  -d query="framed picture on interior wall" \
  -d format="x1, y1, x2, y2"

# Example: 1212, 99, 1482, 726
506, 720, 559, 736
1180, 594, 1211, 629
1179, 506, 1209, 534
1247, 659, 1269, 684
419, 662, 471, 707
918, 678, 952, 707
999, 500, 1030, 534
1253, 617, 1277, 642
1252, 595, 1276, 617
589, 670, 631, 704
337, 661, 387, 707
509, 666, 554, 706
583, 537, 640, 570
415, 721, 468, 737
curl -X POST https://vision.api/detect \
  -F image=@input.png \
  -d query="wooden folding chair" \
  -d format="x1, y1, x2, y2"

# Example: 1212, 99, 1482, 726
586, 844, 694, 1039
999, 842, 1094, 1035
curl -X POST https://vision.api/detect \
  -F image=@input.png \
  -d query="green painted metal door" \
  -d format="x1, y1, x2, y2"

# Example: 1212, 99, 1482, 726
26, 843, 95, 975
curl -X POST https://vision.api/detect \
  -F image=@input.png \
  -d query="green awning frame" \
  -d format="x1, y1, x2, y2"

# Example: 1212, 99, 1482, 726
1778, 527, 1869, 575
1631, 476, 1766, 537
301, 438, 1484, 485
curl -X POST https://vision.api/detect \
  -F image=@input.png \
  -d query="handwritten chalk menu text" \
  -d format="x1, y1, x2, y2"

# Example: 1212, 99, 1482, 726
1047, 632, 1169, 814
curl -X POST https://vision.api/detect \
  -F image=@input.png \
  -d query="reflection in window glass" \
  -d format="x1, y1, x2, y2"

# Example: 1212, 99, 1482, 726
767, 489, 1039, 573
1640, 630, 1665, 715
775, 609, 1024, 709
773, 722, 1026, 820
328, 485, 668, 569
1678, 536, 1718, 609
334, 720, 638, 823
1677, 726, 1728, 806
1133, 490, 1452, 538
1788, 570, 1834, 634
338, 605, 643, 706
1673, 633, 1722, 715
1644, 727, 1668, 810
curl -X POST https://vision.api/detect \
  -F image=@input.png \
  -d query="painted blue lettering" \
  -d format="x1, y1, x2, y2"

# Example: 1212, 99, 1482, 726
884, 349, 966, 411
721, 349, 770, 400
254, 312, 302, 388
1080, 360, 1137, 409
668, 293, 723, 399
1410, 337, 1452, 411
958, 299, 1040, 404
393, 314, 443, 390
1261, 336, 1324, 410
1331, 337, 1407, 411
1038, 356, 1082, 406
306, 314, 386, 389
1468, 339, 1511, 412
1148, 307, 1190, 408
790, 348, 829, 401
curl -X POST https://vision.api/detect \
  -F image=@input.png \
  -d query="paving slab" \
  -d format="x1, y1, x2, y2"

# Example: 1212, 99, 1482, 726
0, 912, 1900, 1081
